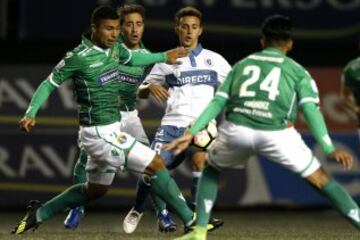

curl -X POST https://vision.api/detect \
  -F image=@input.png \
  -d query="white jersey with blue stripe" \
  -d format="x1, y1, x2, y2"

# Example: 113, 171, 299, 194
143, 44, 231, 127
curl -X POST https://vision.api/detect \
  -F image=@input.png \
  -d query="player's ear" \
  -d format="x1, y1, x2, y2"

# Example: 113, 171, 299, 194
175, 25, 179, 35
260, 38, 265, 49
287, 39, 293, 52
198, 26, 203, 37
91, 24, 97, 34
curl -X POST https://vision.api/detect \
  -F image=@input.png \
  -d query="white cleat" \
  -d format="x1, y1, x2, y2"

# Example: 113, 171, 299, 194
123, 207, 144, 234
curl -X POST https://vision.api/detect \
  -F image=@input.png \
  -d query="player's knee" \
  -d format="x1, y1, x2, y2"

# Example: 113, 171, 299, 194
85, 182, 109, 199
305, 167, 330, 189
144, 154, 166, 176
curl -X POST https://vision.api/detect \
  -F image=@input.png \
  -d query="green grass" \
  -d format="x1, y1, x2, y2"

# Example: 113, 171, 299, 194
1, 210, 359, 240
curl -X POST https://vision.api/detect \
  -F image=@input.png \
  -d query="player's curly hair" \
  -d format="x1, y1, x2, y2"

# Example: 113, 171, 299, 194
91, 5, 119, 26
175, 6, 202, 26
118, 4, 146, 25
261, 15, 293, 44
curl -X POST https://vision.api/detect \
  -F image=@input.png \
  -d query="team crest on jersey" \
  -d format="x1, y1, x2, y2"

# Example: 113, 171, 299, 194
112, 51, 119, 60
117, 133, 127, 144
204, 58, 213, 67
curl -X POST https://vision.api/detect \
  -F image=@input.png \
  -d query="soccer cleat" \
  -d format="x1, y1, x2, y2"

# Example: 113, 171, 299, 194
123, 207, 144, 234
158, 209, 177, 233
184, 216, 224, 234
175, 226, 207, 240
64, 207, 84, 229
11, 200, 41, 234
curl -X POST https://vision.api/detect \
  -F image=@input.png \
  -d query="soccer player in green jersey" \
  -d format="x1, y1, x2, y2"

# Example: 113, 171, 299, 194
63, 4, 154, 229
12, 6, 196, 235
166, 15, 360, 240
340, 42, 360, 140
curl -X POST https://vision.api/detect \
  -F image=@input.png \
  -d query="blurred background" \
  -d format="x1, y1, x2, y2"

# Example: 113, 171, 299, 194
0, 0, 359, 209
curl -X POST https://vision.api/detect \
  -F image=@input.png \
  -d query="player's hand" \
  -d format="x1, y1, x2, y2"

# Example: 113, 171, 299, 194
19, 116, 36, 133
149, 84, 169, 103
327, 150, 353, 171
163, 131, 193, 155
165, 47, 189, 65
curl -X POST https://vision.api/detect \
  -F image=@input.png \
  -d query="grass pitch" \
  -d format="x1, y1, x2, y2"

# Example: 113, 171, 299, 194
1, 209, 359, 240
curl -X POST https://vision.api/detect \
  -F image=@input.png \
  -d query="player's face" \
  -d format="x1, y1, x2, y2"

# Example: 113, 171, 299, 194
176, 16, 202, 49
92, 19, 120, 48
121, 13, 144, 50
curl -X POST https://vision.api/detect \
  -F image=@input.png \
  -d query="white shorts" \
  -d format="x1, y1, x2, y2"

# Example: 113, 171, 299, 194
79, 121, 156, 185
208, 121, 321, 177
120, 110, 150, 145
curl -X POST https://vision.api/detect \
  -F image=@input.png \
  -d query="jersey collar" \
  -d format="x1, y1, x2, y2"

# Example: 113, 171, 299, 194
262, 47, 285, 56
81, 35, 111, 56
190, 44, 203, 57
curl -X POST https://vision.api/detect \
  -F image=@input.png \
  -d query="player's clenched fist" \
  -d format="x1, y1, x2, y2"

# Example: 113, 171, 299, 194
19, 117, 36, 133
165, 47, 189, 65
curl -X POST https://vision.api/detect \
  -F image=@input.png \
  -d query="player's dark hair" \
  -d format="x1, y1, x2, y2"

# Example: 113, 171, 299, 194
118, 4, 145, 25
261, 15, 293, 45
175, 6, 202, 26
91, 5, 119, 26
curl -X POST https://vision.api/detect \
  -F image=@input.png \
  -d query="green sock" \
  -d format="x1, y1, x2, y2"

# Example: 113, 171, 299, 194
150, 169, 193, 225
73, 149, 88, 184
150, 191, 167, 216
196, 166, 219, 228
37, 183, 90, 222
321, 180, 360, 229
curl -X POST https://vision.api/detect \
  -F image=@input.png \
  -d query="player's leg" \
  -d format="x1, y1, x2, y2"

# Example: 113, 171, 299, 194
176, 121, 252, 240
12, 123, 122, 234
64, 148, 88, 229
261, 127, 360, 230
124, 138, 194, 228
306, 167, 360, 229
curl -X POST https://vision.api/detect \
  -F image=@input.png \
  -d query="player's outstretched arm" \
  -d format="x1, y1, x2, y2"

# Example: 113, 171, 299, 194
302, 102, 353, 170
20, 80, 56, 132
163, 131, 193, 155
165, 47, 189, 65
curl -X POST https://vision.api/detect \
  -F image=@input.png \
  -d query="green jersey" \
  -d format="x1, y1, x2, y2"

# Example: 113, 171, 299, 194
217, 48, 319, 130
36, 35, 166, 126
117, 38, 152, 111
342, 56, 360, 105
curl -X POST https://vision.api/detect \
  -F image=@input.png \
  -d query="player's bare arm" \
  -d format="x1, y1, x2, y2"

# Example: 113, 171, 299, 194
165, 47, 189, 64
19, 116, 36, 133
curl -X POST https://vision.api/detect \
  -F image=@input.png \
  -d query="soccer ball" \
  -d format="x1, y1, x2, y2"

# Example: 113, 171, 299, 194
191, 121, 218, 151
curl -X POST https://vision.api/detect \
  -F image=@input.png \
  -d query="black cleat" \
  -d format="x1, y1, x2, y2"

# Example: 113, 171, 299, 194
11, 200, 41, 234
184, 216, 224, 234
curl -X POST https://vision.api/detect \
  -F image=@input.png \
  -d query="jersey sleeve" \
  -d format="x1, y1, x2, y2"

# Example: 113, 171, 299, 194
48, 51, 81, 87
295, 67, 320, 106
118, 42, 167, 66
215, 66, 236, 100
142, 63, 169, 85
216, 55, 232, 84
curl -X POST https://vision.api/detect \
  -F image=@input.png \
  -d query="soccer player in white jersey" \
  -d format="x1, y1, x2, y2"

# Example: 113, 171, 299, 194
166, 15, 360, 240
123, 6, 231, 233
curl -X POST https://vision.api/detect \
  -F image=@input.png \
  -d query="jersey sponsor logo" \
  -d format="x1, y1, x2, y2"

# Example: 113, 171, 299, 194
118, 72, 143, 85
234, 107, 273, 119
165, 69, 218, 87
97, 69, 119, 86
244, 100, 269, 110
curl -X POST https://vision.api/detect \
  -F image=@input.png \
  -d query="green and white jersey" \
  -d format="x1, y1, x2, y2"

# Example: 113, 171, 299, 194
117, 38, 152, 111
216, 48, 319, 130
48, 35, 134, 126
342, 56, 360, 105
